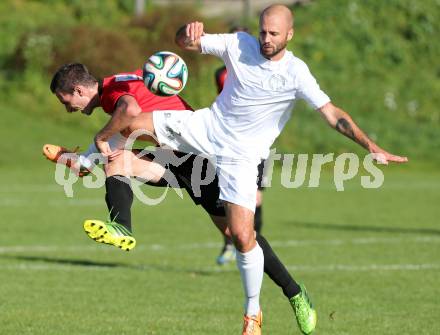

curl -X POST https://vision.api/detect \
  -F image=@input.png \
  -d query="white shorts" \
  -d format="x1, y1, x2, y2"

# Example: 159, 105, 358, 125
153, 109, 259, 212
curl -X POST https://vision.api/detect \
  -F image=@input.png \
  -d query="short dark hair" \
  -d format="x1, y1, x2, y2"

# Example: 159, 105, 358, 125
230, 26, 249, 33
50, 63, 97, 93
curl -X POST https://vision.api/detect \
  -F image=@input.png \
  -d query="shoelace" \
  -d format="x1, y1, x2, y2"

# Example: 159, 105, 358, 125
243, 315, 260, 334
105, 210, 132, 237
106, 207, 123, 228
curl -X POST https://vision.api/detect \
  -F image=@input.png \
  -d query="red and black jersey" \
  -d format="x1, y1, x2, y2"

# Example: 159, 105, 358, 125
214, 65, 227, 94
99, 69, 192, 114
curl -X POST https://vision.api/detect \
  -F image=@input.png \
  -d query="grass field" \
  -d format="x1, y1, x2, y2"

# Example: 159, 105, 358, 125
0, 164, 439, 335
1, 1, 439, 333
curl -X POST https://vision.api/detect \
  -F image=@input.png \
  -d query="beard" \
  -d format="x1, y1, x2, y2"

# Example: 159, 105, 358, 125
259, 40, 288, 59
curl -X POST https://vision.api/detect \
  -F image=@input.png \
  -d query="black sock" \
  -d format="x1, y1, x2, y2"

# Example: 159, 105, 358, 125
105, 175, 133, 232
223, 235, 233, 247
257, 233, 301, 299
254, 205, 263, 234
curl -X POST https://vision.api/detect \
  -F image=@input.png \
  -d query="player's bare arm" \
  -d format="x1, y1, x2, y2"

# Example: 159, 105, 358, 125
122, 112, 158, 144
175, 21, 204, 52
318, 102, 408, 164
95, 95, 142, 156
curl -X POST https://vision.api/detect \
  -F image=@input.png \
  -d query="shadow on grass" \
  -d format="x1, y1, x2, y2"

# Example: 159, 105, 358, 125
287, 220, 440, 235
1, 254, 234, 277
5, 255, 126, 268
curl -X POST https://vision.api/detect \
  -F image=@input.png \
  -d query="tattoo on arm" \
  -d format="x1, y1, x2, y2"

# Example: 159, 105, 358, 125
115, 98, 128, 112
335, 118, 370, 150
335, 118, 354, 138
97, 99, 130, 139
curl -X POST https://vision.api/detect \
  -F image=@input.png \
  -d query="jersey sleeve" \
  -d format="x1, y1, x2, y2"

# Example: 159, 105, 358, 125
101, 86, 136, 114
296, 62, 331, 110
201, 33, 234, 59
106, 91, 135, 112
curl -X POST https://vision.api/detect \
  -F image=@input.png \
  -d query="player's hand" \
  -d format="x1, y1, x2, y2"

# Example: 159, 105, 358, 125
95, 137, 112, 156
369, 144, 408, 165
95, 137, 123, 162
186, 21, 204, 43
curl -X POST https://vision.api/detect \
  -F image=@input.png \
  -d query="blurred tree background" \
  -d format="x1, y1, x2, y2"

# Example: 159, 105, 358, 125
0, 0, 438, 168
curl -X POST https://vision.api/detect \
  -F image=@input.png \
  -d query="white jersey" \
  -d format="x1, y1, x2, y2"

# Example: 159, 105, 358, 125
201, 32, 330, 159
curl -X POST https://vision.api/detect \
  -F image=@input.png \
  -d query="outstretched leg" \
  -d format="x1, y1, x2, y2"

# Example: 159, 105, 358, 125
83, 150, 166, 251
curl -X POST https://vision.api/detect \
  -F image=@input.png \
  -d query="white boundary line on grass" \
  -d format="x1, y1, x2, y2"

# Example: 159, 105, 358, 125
203, 263, 440, 273
0, 262, 439, 273
283, 263, 440, 272
169, 236, 440, 250
1, 178, 439, 194
0, 235, 439, 254
0, 198, 104, 207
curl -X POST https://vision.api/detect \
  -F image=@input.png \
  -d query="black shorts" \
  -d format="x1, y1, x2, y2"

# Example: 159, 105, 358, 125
140, 150, 265, 217
256, 160, 266, 190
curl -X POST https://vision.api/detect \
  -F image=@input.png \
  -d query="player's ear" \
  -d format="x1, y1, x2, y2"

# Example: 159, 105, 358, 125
73, 85, 83, 96
287, 28, 294, 41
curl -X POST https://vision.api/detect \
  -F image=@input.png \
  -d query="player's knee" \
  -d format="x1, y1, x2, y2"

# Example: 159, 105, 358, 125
231, 229, 255, 252
225, 202, 256, 251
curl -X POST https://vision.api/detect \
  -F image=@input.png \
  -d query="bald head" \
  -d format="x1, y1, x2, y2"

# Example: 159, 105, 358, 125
260, 4, 294, 30
258, 4, 294, 60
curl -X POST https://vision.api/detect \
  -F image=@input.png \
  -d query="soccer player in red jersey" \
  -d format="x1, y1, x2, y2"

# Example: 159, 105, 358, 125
51, 64, 191, 248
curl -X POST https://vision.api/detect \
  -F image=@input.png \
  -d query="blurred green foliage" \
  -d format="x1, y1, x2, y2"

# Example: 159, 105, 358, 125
279, 0, 440, 167
0, 0, 439, 168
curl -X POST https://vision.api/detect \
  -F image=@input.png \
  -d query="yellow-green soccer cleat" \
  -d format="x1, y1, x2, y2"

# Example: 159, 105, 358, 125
289, 284, 317, 334
83, 219, 136, 251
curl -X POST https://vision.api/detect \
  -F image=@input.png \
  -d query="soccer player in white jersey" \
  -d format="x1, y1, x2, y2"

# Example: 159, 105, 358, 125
93, 5, 407, 335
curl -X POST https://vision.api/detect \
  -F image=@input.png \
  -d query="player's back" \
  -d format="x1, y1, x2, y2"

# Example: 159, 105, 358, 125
100, 70, 192, 114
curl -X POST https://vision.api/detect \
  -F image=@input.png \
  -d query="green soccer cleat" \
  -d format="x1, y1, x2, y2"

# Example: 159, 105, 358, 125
289, 284, 317, 334
83, 219, 136, 251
